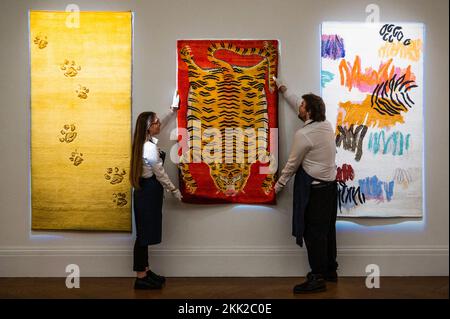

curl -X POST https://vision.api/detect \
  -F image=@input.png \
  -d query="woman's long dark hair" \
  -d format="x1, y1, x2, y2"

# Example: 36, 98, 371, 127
129, 112, 156, 189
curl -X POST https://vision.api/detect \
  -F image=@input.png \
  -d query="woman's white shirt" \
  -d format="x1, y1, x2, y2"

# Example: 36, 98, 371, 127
142, 136, 176, 192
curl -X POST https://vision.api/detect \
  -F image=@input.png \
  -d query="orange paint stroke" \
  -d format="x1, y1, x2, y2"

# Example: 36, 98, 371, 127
378, 39, 423, 62
336, 95, 405, 130
339, 56, 416, 93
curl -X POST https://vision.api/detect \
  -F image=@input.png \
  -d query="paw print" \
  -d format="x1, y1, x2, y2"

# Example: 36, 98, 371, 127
76, 85, 89, 99
264, 40, 277, 55
112, 193, 127, 207
33, 33, 48, 49
59, 124, 77, 143
60, 59, 81, 77
104, 167, 126, 185
180, 45, 193, 57
262, 174, 276, 195
186, 183, 197, 194
69, 149, 84, 166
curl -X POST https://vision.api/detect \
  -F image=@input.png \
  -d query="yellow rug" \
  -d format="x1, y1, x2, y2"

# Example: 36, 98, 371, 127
30, 11, 132, 231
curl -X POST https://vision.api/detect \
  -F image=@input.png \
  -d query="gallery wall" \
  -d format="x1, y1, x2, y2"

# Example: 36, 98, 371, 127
0, 0, 448, 276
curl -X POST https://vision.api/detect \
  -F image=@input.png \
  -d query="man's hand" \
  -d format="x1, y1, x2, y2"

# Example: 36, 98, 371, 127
272, 76, 287, 93
171, 188, 183, 201
274, 182, 284, 194
170, 90, 180, 112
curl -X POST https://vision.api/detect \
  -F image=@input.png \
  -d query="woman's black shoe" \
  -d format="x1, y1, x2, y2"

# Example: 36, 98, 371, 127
134, 276, 163, 290
146, 269, 166, 284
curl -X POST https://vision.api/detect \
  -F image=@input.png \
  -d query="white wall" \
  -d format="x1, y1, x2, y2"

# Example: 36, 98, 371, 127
0, 0, 448, 277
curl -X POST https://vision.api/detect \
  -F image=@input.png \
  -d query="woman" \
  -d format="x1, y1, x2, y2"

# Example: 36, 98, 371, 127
129, 105, 182, 290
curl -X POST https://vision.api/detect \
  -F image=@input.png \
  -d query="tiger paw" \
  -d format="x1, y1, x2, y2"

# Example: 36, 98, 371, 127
261, 174, 276, 195
34, 33, 48, 49
59, 124, 77, 143
185, 182, 197, 194
60, 59, 81, 77
180, 45, 193, 58
69, 149, 84, 166
112, 193, 128, 207
105, 167, 126, 185
76, 85, 89, 99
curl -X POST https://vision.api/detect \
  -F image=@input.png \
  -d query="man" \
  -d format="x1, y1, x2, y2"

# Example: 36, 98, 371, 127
273, 77, 338, 294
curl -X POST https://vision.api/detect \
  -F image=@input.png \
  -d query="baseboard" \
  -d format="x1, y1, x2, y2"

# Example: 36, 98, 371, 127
0, 246, 448, 277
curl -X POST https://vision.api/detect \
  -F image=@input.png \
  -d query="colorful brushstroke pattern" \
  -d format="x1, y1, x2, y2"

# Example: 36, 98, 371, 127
321, 70, 335, 88
337, 95, 405, 129
339, 56, 416, 93
378, 39, 423, 62
321, 34, 346, 60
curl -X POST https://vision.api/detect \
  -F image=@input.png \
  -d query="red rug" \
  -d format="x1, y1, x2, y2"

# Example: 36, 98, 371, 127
177, 40, 279, 204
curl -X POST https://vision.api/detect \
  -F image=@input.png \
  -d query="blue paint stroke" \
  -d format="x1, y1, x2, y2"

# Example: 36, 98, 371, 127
321, 34, 346, 60
384, 180, 395, 201
368, 130, 411, 156
358, 175, 395, 202
321, 70, 335, 88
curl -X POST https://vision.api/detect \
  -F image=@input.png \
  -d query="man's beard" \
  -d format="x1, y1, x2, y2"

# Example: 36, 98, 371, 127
298, 113, 305, 121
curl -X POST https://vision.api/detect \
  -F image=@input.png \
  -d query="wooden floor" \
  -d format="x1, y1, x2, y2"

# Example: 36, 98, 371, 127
0, 277, 448, 299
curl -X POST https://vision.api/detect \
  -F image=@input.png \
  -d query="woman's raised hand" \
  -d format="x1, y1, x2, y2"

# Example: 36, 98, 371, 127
170, 90, 180, 112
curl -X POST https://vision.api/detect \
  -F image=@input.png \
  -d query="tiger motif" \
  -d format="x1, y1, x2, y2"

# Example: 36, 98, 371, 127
179, 41, 278, 197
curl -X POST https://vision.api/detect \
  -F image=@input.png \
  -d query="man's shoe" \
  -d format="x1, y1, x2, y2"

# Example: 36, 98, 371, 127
324, 270, 338, 282
294, 274, 326, 294
146, 269, 166, 284
134, 276, 163, 290
307, 271, 338, 282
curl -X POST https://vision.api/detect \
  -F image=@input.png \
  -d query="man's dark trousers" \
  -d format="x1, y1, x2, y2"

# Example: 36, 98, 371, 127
303, 181, 338, 275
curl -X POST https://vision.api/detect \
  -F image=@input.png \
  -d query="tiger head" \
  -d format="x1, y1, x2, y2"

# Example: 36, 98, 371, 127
208, 163, 251, 197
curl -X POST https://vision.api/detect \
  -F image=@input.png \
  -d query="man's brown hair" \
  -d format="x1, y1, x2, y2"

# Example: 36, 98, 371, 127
302, 93, 326, 122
